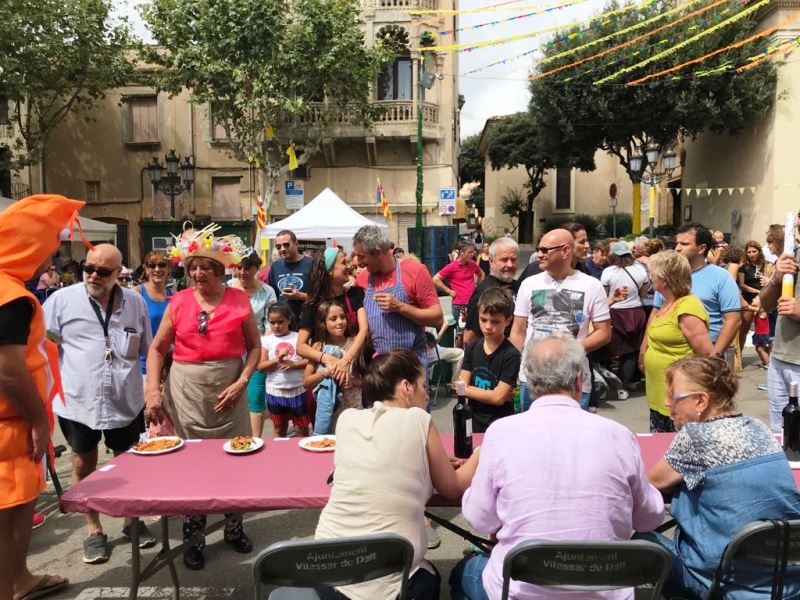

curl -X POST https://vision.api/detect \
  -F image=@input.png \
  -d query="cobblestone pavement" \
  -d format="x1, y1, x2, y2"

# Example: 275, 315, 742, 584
28, 349, 773, 599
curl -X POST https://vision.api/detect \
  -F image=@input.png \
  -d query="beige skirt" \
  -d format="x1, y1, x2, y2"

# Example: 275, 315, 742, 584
165, 358, 249, 440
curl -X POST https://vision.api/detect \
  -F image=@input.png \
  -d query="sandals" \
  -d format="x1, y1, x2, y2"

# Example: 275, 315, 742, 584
13, 574, 68, 600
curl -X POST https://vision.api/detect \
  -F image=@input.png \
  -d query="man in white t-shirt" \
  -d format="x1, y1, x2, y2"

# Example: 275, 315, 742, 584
510, 228, 611, 411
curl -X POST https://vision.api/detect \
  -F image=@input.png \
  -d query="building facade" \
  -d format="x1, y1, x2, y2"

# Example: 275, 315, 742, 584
30, 0, 460, 266
0, 95, 32, 202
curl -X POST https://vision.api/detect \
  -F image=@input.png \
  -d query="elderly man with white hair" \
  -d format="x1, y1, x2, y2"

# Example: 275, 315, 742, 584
450, 332, 664, 600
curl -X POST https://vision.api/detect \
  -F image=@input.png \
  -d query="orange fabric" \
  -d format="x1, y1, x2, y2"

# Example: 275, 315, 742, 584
0, 194, 84, 508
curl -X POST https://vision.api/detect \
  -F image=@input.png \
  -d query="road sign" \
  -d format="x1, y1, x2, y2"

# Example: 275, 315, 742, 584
608, 198, 618, 208
284, 180, 304, 210
439, 187, 456, 215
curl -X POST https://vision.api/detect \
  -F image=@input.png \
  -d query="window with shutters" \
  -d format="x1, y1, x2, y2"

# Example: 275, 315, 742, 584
127, 96, 159, 144
212, 177, 242, 220
0, 96, 9, 124
86, 181, 100, 203
554, 167, 572, 212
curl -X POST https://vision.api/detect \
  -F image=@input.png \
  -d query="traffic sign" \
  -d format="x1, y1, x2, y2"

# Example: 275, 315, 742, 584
439, 187, 456, 215
285, 180, 304, 210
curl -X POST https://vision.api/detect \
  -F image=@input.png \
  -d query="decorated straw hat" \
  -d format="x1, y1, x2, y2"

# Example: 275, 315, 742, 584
168, 222, 247, 268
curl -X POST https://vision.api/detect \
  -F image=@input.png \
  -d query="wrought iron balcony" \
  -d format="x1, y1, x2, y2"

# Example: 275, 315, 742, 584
362, 0, 438, 9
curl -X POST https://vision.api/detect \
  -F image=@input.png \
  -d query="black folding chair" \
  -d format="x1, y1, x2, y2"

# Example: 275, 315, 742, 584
706, 519, 800, 600
425, 333, 446, 407
500, 539, 672, 600
253, 533, 414, 600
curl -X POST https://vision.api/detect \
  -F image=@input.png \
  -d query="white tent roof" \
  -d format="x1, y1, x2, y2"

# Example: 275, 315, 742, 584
263, 188, 387, 240
0, 196, 117, 240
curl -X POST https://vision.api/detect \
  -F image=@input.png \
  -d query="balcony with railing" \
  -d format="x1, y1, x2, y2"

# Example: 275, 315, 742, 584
362, 0, 438, 10
294, 100, 441, 140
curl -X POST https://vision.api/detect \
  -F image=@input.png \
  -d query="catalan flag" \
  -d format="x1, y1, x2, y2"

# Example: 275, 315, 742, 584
376, 177, 392, 221
255, 190, 266, 230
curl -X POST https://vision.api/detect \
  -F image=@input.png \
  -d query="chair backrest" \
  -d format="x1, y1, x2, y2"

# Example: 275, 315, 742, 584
706, 519, 800, 600
500, 539, 672, 600
253, 533, 414, 600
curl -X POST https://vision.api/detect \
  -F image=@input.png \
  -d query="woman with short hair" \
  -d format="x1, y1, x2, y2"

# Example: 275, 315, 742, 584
640, 250, 714, 432
645, 356, 800, 598
144, 225, 261, 570
315, 349, 479, 600
135, 250, 173, 374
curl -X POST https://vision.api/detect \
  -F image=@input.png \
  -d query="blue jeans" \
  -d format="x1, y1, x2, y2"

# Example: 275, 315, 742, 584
520, 382, 590, 411
449, 554, 490, 600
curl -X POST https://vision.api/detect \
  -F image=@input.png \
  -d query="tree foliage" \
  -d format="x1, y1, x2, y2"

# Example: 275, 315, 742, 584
500, 187, 525, 234
459, 134, 485, 187
0, 0, 134, 171
141, 0, 392, 200
529, 0, 779, 181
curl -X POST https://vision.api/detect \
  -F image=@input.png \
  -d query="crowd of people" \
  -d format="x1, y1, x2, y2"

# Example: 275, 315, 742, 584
2, 195, 800, 600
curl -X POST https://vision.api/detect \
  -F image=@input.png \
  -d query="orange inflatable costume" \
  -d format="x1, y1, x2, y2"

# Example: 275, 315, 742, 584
0, 194, 85, 509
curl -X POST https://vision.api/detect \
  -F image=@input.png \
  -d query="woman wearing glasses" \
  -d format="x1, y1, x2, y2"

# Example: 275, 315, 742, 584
134, 251, 173, 374
144, 226, 261, 570
644, 356, 800, 599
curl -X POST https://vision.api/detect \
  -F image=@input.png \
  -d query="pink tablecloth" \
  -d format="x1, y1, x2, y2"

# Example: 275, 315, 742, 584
60, 433, 799, 518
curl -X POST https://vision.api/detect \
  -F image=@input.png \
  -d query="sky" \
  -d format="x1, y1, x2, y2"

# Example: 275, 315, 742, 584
114, 0, 604, 138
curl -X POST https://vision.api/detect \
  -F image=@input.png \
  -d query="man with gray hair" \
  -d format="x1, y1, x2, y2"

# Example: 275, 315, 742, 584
353, 225, 443, 374
463, 237, 519, 345
451, 332, 664, 600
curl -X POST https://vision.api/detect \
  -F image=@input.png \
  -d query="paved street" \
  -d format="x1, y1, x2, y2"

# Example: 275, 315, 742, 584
29, 348, 774, 600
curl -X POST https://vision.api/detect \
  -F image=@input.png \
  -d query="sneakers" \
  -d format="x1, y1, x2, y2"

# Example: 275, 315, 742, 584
32, 512, 46, 529
757, 383, 768, 391
183, 546, 205, 570
224, 518, 253, 553
83, 532, 109, 564
426, 525, 441, 550
122, 520, 157, 549
617, 389, 630, 400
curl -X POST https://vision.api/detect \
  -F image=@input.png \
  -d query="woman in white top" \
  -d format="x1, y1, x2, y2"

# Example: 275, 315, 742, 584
315, 349, 480, 600
601, 241, 649, 397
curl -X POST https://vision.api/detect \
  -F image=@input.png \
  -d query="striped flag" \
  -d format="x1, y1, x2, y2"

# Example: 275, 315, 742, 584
255, 190, 266, 230
377, 177, 392, 221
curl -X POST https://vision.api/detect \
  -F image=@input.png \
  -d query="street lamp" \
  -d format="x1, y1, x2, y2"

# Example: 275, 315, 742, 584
633, 144, 678, 237
147, 149, 195, 220
415, 48, 438, 258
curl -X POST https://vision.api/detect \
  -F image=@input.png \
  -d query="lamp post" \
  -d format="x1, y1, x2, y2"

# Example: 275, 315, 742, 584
415, 51, 438, 258
147, 149, 195, 221
628, 144, 677, 237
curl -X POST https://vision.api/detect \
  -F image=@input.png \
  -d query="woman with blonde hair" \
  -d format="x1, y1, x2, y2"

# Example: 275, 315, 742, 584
645, 356, 800, 599
640, 250, 714, 432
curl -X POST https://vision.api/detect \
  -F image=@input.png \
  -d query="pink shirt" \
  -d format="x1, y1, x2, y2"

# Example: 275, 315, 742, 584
462, 395, 664, 600
170, 287, 251, 362
437, 259, 482, 304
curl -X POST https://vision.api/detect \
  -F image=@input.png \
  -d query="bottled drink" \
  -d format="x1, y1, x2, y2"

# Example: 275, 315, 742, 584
453, 380, 473, 459
783, 381, 800, 461
458, 307, 467, 331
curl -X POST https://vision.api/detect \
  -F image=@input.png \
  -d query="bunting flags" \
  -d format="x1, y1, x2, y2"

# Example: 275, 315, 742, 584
432, 0, 587, 37
377, 177, 392, 221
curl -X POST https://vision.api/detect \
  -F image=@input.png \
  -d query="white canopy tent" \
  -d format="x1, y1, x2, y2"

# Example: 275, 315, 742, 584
263, 188, 387, 242
0, 196, 117, 241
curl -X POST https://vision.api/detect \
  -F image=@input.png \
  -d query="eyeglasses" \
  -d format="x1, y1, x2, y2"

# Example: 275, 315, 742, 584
83, 264, 116, 278
537, 244, 567, 254
670, 391, 702, 402
275, 242, 292, 250
196, 311, 209, 335
146, 262, 168, 269
48, 267, 57, 271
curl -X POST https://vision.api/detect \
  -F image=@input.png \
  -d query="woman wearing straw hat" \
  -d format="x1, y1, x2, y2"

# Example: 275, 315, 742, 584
144, 224, 261, 570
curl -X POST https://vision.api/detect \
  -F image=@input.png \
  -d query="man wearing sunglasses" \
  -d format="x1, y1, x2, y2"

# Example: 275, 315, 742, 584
510, 228, 611, 413
266, 229, 313, 326
43, 243, 154, 564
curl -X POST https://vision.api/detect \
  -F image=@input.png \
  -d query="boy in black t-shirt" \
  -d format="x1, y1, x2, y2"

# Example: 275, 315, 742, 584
459, 287, 521, 433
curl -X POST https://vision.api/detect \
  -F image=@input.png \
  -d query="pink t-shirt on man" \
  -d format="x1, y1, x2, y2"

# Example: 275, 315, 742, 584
437, 259, 482, 304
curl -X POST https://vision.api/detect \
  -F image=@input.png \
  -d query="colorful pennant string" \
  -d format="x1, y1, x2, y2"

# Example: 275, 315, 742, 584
409, 0, 583, 15
593, 0, 769, 84
419, 1, 649, 53
625, 13, 800, 85
433, 0, 588, 37
530, 0, 731, 80
738, 36, 800, 72
464, 48, 540, 75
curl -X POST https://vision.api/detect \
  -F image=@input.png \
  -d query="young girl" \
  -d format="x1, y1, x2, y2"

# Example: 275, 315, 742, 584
750, 296, 772, 369
258, 304, 310, 437
304, 301, 363, 435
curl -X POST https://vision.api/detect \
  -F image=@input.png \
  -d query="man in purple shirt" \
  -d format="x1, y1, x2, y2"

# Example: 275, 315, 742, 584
450, 332, 664, 600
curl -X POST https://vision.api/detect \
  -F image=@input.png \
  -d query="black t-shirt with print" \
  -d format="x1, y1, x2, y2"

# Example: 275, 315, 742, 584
461, 337, 520, 433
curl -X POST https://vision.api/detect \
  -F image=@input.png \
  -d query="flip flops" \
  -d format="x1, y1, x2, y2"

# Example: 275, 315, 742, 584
14, 574, 68, 600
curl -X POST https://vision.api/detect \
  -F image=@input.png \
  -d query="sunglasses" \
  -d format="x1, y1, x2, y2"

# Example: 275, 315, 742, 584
83, 264, 116, 278
537, 244, 567, 254
146, 262, 168, 269
197, 310, 209, 335
275, 242, 292, 250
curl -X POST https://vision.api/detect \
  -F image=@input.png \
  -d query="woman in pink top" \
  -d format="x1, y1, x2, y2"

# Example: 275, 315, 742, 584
144, 225, 260, 571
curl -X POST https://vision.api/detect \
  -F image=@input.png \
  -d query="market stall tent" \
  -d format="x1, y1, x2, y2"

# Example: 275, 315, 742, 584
263, 188, 387, 240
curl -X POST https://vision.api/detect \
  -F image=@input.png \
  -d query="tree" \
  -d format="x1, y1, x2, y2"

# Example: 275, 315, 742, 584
500, 187, 525, 234
0, 0, 134, 183
530, 0, 778, 232
459, 134, 485, 188
486, 112, 592, 242
141, 0, 391, 207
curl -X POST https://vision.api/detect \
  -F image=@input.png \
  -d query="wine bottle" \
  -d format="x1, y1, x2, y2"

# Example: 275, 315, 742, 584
783, 382, 800, 461
453, 380, 473, 459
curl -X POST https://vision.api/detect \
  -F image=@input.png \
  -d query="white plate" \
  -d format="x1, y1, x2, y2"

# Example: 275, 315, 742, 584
298, 435, 337, 452
223, 437, 264, 454
129, 436, 184, 456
